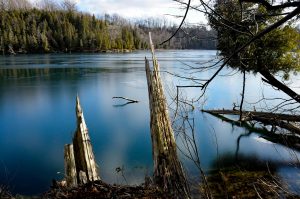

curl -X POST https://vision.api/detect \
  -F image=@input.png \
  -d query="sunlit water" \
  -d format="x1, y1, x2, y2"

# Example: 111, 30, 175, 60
0, 50, 299, 195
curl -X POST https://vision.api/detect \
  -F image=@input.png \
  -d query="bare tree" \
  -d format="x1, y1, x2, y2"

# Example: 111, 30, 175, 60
38, 0, 60, 11
0, 0, 32, 10
61, 0, 77, 12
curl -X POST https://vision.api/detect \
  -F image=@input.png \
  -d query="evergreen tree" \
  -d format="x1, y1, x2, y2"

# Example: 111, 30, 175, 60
0, 7, 217, 54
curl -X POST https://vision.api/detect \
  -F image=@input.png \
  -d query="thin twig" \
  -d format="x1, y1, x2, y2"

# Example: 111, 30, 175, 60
160, 0, 191, 45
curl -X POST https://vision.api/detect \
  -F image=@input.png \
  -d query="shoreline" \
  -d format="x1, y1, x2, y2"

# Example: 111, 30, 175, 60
0, 48, 217, 56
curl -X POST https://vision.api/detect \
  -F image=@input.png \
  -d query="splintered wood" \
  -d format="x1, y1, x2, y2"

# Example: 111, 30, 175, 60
64, 96, 100, 187
145, 32, 190, 198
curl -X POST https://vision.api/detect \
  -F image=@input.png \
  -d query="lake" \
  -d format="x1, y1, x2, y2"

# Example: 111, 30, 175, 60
0, 50, 299, 195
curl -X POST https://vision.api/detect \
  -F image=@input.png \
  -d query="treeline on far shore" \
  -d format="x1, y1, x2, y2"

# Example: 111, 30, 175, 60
0, 0, 217, 55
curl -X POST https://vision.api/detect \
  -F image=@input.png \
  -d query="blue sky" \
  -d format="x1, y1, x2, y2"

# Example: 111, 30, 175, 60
30, 0, 207, 25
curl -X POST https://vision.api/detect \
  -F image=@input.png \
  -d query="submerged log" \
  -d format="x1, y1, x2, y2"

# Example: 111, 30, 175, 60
64, 96, 100, 187
145, 32, 190, 198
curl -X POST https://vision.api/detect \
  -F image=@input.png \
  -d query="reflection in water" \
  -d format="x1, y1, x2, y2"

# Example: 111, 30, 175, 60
0, 51, 299, 195
0, 67, 146, 80
113, 102, 138, 107
235, 131, 253, 160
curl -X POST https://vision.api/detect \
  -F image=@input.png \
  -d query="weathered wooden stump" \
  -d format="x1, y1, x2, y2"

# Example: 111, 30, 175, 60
64, 95, 100, 187
145, 32, 190, 198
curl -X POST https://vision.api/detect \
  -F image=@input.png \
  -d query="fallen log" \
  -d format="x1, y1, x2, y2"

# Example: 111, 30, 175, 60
201, 109, 300, 122
202, 110, 300, 151
64, 96, 100, 187
202, 109, 300, 136
145, 32, 190, 198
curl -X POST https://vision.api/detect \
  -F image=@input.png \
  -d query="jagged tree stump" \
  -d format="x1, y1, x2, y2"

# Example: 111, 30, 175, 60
64, 96, 100, 187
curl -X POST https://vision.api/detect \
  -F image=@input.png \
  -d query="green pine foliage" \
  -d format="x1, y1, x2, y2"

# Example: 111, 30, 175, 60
0, 8, 144, 53
209, 0, 300, 75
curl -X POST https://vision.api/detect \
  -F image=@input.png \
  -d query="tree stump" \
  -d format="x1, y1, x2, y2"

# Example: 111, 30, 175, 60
64, 96, 100, 187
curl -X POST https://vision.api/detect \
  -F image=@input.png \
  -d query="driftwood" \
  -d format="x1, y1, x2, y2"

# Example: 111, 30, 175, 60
145, 32, 190, 198
64, 96, 100, 187
112, 96, 139, 103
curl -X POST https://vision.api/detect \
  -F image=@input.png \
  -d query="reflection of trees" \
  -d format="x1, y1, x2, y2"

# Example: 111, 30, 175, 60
113, 102, 137, 107
0, 67, 140, 80
211, 153, 277, 172
235, 131, 252, 160
0, 68, 85, 79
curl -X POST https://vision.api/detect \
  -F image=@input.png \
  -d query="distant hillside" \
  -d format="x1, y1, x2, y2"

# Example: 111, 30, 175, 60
0, 7, 217, 54
134, 18, 217, 50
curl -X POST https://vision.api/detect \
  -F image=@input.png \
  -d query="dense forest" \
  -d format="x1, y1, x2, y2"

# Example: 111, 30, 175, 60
0, 9, 148, 54
0, 0, 217, 54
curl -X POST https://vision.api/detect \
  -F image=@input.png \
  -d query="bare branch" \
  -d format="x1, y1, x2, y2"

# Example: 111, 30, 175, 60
160, 0, 191, 45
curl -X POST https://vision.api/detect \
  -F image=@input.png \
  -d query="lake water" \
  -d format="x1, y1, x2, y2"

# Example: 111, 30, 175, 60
0, 50, 299, 195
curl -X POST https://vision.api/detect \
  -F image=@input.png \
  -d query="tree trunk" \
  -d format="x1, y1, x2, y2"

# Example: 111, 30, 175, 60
259, 68, 300, 103
145, 32, 190, 198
